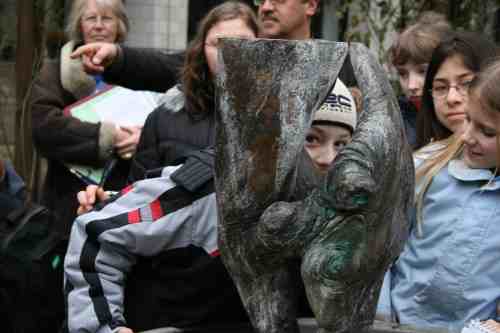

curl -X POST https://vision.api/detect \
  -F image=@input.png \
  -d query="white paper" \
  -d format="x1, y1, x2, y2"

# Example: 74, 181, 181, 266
66, 86, 162, 185
69, 86, 161, 127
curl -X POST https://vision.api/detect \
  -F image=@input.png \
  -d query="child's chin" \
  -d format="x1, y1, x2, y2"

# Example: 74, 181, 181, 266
463, 154, 492, 170
315, 166, 331, 175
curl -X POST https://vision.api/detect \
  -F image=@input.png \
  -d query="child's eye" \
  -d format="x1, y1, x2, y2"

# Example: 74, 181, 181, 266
482, 128, 496, 138
432, 85, 448, 95
305, 134, 320, 145
418, 65, 428, 75
334, 141, 347, 149
398, 71, 408, 79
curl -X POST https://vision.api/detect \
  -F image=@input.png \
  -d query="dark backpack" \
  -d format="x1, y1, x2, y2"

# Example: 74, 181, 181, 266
0, 201, 66, 333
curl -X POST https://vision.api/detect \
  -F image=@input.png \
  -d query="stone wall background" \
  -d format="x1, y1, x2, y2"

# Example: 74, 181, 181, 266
125, 0, 188, 51
0, 61, 15, 160
0, 0, 16, 159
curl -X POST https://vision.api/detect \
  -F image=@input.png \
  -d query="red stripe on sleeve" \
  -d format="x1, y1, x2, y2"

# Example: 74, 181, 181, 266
210, 249, 220, 257
150, 200, 164, 221
121, 185, 133, 195
128, 209, 141, 224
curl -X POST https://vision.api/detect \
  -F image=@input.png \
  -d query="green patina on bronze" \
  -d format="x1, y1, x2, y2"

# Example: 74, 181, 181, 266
326, 221, 366, 276
214, 38, 414, 333
353, 194, 369, 206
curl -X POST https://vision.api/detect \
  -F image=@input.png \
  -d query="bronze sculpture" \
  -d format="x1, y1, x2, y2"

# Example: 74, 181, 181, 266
214, 38, 414, 333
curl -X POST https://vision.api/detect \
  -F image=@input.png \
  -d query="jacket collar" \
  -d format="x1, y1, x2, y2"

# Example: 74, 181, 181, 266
60, 40, 96, 100
158, 85, 185, 112
448, 159, 500, 190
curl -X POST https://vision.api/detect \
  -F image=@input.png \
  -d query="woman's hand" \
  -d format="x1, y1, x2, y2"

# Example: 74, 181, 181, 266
117, 327, 134, 333
481, 320, 500, 332
114, 125, 142, 160
76, 185, 110, 215
71, 42, 119, 75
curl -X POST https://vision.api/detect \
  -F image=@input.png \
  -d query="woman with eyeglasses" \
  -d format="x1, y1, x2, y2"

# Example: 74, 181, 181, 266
29, 0, 145, 240
24, 0, 143, 332
415, 31, 499, 149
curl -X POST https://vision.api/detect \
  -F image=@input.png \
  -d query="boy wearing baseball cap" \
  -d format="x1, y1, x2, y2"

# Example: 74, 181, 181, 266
305, 79, 358, 173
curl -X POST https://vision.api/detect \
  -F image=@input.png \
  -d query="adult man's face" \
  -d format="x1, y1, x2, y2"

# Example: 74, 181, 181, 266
256, 0, 318, 40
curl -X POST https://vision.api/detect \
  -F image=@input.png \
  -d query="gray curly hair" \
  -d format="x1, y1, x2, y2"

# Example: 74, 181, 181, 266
65, 0, 129, 43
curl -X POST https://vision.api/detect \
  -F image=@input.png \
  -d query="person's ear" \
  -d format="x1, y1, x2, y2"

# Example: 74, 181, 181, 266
305, 0, 319, 17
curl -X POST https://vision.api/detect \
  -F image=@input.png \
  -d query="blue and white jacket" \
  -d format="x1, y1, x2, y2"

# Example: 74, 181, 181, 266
377, 155, 500, 331
64, 165, 248, 333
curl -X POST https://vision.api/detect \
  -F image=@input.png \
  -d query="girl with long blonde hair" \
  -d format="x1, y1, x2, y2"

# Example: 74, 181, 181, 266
377, 58, 500, 331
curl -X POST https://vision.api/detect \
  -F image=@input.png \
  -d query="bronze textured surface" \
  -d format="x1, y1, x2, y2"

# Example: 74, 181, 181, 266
215, 38, 414, 333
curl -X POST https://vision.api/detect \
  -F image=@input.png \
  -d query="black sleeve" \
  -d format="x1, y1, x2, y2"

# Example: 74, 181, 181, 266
103, 47, 185, 93
127, 107, 163, 182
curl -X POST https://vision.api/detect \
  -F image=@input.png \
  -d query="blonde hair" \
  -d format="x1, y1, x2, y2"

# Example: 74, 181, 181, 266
470, 59, 500, 175
414, 135, 463, 235
414, 58, 500, 234
472, 58, 500, 118
66, 0, 129, 43
389, 11, 451, 66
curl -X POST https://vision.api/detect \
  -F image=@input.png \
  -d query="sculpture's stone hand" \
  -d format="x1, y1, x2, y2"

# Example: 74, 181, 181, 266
329, 43, 414, 214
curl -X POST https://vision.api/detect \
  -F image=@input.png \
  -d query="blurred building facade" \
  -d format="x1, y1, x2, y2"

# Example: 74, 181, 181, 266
125, 0, 188, 51
124, 0, 337, 51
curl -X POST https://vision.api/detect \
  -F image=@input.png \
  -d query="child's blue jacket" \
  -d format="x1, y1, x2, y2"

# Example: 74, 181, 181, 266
377, 157, 500, 332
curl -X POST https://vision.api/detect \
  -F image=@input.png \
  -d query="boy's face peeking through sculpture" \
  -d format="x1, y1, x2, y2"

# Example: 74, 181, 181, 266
305, 79, 357, 173
305, 124, 352, 173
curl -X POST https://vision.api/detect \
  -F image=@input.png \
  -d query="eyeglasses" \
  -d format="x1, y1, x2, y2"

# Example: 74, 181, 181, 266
253, 0, 286, 6
430, 80, 473, 100
82, 15, 116, 26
